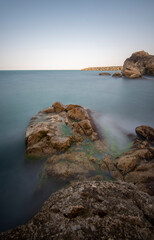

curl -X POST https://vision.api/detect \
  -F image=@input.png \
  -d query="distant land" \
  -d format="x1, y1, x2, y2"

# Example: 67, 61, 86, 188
81, 66, 122, 71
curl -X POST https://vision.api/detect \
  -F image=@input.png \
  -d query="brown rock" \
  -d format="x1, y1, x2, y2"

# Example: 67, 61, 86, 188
52, 101, 66, 113
101, 155, 123, 180
122, 60, 141, 78
112, 71, 122, 77
68, 107, 89, 121
40, 106, 54, 113
1, 181, 154, 240
135, 125, 154, 142
66, 104, 82, 111
99, 72, 111, 76
50, 136, 73, 151
122, 50, 154, 78
73, 120, 93, 136
125, 160, 154, 196
115, 149, 153, 175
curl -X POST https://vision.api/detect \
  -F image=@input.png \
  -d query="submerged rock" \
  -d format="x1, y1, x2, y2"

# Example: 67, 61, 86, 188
1, 181, 154, 240
122, 50, 154, 78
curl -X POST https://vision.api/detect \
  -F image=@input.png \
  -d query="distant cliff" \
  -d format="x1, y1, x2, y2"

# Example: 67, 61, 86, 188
81, 66, 122, 71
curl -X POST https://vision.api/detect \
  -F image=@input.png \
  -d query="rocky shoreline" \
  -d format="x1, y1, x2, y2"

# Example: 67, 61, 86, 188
82, 50, 154, 79
1, 102, 154, 239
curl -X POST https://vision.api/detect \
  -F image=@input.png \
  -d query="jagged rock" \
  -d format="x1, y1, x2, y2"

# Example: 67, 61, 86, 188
52, 101, 66, 113
72, 120, 93, 136
136, 125, 154, 142
122, 50, 154, 78
40, 106, 54, 113
25, 103, 98, 157
99, 72, 111, 76
123, 60, 142, 78
115, 149, 153, 175
112, 71, 122, 77
125, 160, 154, 196
66, 104, 82, 111
68, 107, 89, 121
25, 102, 108, 183
1, 181, 154, 240
101, 155, 123, 180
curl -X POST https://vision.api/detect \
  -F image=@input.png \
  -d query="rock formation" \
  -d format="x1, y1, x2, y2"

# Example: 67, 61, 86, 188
122, 50, 154, 78
25, 102, 107, 182
101, 125, 154, 196
112, 71, 122, 77
1, 181, 153, 240
99, 72, 111, 76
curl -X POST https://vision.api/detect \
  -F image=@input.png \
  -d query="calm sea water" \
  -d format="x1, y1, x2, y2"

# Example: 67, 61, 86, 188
0, 70, 154, 232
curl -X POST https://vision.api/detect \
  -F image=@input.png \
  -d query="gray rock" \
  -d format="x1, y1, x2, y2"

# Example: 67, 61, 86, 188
1, 181, 154, 240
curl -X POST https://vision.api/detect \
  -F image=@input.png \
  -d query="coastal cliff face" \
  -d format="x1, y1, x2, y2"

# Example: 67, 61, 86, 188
122, 50, 154, 78
81, 66, 122, 71
1, 181, 154, 240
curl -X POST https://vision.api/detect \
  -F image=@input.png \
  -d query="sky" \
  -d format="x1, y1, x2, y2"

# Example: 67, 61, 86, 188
0, 0, 154, 70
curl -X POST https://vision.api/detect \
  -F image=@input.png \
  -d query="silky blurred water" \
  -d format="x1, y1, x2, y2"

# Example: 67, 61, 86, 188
0, 70, 154, 232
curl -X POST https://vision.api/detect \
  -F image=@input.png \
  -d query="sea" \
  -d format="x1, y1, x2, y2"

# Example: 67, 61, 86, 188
0, 70, 154, 232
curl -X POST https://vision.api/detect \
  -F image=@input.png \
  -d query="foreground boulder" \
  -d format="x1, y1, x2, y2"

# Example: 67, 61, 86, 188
1, 181, 153, 240
122, 50, 154, 78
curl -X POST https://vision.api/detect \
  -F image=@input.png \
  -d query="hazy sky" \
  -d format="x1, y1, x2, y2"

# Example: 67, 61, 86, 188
0, 0, 154, 70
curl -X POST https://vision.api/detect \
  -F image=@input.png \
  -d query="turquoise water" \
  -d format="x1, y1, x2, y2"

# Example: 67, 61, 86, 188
0, 70, 154, 232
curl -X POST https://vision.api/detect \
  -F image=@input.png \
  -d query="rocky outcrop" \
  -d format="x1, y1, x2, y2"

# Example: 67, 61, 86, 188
81, 66, 122, 71
25, 102, 107, 182
25, 102, 95, 157
122, 50, 154, 78
112, 71, 122, 77
1, 181, 154, 240
99, 72, 111, 76
135, 125, 154, 142
101, 125, 154, 196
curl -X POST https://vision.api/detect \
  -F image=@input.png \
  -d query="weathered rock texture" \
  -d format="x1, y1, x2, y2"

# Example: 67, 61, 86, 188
122, 50, 154, 78
25, 102, 107, 182
1, 181, 154, 240
81, 66, 122, 71
136, 125, 154, 142
101, 125, 154, 196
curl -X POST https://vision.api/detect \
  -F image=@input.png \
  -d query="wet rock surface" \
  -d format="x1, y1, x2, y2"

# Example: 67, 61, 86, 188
122, 50, 154, 78
25, 102, 107, 182
102, 125, 154, 196
1, 181, 154, 240
136, 125, 154, 142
